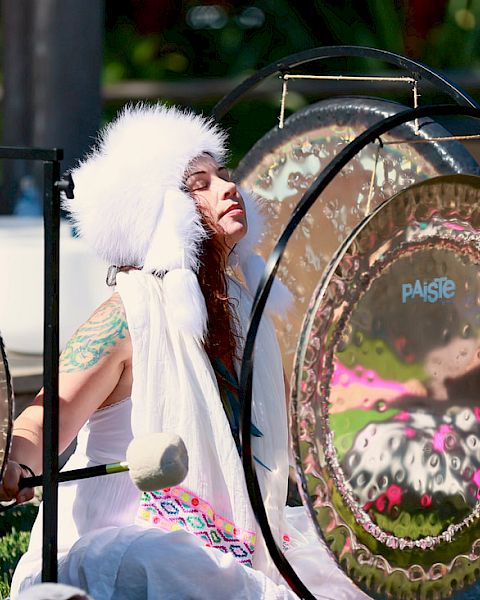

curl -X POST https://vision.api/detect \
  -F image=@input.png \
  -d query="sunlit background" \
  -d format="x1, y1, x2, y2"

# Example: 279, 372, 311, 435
1, 0, 480, 214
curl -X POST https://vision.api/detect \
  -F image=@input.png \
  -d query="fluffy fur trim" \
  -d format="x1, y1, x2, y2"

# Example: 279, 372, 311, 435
63, 103, 227, 272
163, 268, 207, 341
143, 189, 207, 274
232, 187, 293, 315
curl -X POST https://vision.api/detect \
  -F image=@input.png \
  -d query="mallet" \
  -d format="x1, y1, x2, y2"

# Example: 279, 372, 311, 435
19, 432, 189, 492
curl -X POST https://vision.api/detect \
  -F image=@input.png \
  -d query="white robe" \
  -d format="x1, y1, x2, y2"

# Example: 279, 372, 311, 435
12, 272, 369, 599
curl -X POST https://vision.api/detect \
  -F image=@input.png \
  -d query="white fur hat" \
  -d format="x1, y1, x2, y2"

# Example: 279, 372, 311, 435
65, 103, 226, 274
64, 103, 291, 339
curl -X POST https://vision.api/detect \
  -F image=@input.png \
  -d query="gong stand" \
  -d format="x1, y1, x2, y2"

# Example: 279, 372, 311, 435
210, 45, 480, 599
236, 104, 480, 599
0, 146, 69, 583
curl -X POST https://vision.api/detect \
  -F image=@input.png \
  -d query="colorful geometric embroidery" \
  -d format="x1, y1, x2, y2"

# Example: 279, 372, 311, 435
137, 485, 256, 567
282, 533, 291, 552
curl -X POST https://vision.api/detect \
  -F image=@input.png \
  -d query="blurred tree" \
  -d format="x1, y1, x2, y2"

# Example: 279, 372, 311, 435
2, 0, 479, 211
403, 0, 449, 57
1, 0, 33, 213
1, 0, 104, 213
423, 0, 480, 69
103, 0, 480, 84
101, 0, 480, 163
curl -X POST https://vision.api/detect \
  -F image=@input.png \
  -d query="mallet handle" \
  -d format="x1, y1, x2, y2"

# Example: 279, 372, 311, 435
20, 461, 128, 488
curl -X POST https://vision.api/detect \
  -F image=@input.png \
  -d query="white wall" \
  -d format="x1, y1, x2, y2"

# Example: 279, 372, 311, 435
0, 216, 110, 354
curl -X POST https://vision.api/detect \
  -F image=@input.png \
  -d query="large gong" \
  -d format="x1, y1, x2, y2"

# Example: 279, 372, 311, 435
292, 175, 480, 598
235, 98, 479, 381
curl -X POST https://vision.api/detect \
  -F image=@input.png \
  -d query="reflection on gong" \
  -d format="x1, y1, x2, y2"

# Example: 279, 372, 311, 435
236, 98, 479, 379
293, 175, 480, 599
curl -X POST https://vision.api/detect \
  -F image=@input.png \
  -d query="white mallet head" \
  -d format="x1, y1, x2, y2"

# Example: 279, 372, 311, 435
126, 432, 189, 492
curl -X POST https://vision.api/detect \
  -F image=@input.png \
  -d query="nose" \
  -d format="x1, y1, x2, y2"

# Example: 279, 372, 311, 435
215, 175, 237, 199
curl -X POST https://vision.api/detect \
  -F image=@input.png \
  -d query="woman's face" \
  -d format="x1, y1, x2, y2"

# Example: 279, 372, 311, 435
185, 155, 247, 249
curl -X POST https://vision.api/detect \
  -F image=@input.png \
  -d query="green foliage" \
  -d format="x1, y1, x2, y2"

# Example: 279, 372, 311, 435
0, 529, 31, 594
0, 575, 10, 599
103, 2, 331, 86
102, 1, 480, 159
0, 503, 38, 598
424, 0, 480, 69
313, 0, 480, 70
104, 24, 173, 84
104, 0, 480, 85
313, 0, 405, 57
0, 503, 38, 538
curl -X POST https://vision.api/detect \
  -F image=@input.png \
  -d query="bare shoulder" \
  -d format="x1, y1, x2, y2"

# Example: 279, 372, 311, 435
59, 292, 131, 374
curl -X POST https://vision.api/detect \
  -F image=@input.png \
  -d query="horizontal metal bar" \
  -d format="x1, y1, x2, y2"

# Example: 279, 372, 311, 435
284, 74, 416, 83
383, 133, 480, 145
0, 146, 63, 161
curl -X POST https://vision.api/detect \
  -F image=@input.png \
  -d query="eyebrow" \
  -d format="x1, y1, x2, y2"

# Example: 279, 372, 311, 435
186, 166, 228, 179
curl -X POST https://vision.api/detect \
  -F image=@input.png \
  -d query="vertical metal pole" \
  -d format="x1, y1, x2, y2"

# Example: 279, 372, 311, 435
42, 159, 61, 581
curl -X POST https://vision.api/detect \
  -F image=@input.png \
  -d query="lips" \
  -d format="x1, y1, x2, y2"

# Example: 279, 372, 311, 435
222, 203, 244, 218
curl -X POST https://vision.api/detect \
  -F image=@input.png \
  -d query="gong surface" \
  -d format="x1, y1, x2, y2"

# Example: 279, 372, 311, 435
235, 98, 479, 381
0, 333, 13, 481
292, 175, 480, 599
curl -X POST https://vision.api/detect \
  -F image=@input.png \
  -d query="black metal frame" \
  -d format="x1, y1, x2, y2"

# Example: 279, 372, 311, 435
212, 46, 478, 121
0, 146, 63, 582
238, 104, 480, 599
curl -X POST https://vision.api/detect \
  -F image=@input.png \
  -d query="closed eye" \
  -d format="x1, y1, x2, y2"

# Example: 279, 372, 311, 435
187, 176, 210, 192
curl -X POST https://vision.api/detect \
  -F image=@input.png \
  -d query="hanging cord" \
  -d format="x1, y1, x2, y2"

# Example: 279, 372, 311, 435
279, 76, 289, 129
277, 72, 480, 148
364, 130, 480, 211
365, 138, 383, 217
382, 133, 480, 145
412, 78, 420, 134
278, 73, 416, 130
283, 74, 416, 83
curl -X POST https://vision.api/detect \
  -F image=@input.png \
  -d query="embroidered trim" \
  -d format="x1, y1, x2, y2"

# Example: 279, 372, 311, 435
282, 533, 291, 552
137, 486, 256, 567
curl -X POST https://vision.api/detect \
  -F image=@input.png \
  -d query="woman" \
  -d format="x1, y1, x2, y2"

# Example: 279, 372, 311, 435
3, 104, 369, 599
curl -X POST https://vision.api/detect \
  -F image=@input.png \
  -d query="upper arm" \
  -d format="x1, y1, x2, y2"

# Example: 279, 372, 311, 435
59, 291, 129, 375
21, 293, 131, 453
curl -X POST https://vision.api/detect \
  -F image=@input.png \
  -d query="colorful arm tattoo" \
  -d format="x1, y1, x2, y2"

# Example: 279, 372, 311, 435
59, 294, 128, 373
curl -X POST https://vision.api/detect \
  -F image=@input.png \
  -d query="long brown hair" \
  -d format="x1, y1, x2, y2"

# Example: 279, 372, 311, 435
197, 216, 239, 364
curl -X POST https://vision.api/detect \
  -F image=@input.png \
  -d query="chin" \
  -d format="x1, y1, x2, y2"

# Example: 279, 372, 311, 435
226, 222, 247, 246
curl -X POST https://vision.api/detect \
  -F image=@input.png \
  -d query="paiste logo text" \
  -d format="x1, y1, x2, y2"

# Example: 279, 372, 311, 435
401, 277, 456, 304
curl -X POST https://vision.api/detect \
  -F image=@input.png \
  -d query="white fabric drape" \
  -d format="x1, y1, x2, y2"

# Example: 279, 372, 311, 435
117, 270, 290, 577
